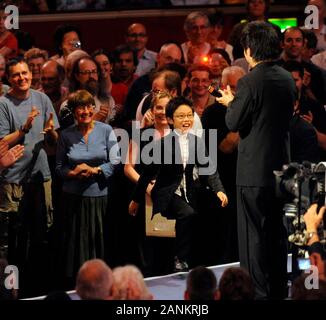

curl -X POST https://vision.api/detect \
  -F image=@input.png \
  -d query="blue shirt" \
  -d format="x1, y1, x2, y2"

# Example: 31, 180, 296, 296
0, 89, 59, 184
56, 121, 120, 197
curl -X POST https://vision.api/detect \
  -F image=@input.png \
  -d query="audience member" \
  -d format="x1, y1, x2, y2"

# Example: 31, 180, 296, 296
24, 48, 49, 90
218, 267, 255, 300
184, 266, 219, 300
124, 91, 172, 275
125, 23, 157, 77
181, 11, 211, 64
60, 56, 115, 129
135, 69, 181, 124
208, 48, 231, 86
56, 90, 120, 281
0, 57, 59, 296
292, 274, 326, 300
92, 48, 113, 94
279, 27, 326, 104
111, 45, 138, 108
201, 66, 245, 264
76, 259, 113, 300
64, 49, 90, 86
207, 10, 233, 62
0, 5, 18, 60
124, 43, 182, 123
51, 24, 82, 67
185, 64, 215, 117
41, 60, 68, 116
111, 265, 153, 300
229, 0, 281, 60
301, 28, 318, 62
311, 50, 326, 70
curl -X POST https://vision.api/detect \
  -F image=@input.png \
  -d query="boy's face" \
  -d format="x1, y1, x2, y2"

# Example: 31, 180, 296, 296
168, 104, 194, 133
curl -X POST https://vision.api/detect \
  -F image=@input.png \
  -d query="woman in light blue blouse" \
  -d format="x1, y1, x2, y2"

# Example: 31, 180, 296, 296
56, 89, 120, 280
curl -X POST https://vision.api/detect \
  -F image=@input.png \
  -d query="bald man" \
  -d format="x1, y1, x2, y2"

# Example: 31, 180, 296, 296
126, 23, 157, 76
76, 259, 113, 300
41, 59, 67, 115
124, 42, 182, 122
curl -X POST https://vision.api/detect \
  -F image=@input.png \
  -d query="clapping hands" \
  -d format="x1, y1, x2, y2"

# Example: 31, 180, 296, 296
0, 140, 24, 170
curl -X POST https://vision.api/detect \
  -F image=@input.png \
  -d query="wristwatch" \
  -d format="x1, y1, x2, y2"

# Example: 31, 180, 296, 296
20, 125, 29, 134
97, 167, 103, 175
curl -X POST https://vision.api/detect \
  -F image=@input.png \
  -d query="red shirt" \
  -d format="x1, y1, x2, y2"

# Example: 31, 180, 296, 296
0, 32, 18, 59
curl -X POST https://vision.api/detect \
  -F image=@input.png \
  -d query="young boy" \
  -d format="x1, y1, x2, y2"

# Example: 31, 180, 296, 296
129, 96, 227, 272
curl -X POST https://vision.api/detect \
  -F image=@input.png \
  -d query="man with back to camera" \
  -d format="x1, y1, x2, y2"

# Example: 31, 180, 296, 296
216, 21, 296, 299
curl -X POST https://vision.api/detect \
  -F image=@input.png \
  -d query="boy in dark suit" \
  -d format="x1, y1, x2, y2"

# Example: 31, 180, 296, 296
129, 96, 227, 272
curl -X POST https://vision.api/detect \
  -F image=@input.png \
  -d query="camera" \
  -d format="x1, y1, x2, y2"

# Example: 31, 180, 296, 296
72, 40, 81, 49
207, 84, 222, 98
274, 161, 326, 246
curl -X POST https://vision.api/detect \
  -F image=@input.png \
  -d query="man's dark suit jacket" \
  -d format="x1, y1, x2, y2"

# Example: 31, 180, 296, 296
132, 131, 225, 215
225, 61, 297, 187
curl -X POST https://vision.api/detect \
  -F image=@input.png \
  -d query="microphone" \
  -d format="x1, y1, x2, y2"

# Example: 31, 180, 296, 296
207, 84, 222, 98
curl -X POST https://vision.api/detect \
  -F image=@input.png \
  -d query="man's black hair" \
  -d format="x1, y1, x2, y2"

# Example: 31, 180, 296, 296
240, 21, 280, 62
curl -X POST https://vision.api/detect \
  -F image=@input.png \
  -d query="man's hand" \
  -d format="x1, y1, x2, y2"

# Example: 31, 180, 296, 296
0, 144, 24, 170
216, 85, 234, 107
0, 139, 9, 155
217, 191, 228, 207
146, 180, 155, 196
43, 112, 55, 133
301, 111, 313, 124
24, 106, 40, 131
304, 203, 325, 232
93, 105, 109, 122
129, 200, 139, 216
141, 109, 154, 128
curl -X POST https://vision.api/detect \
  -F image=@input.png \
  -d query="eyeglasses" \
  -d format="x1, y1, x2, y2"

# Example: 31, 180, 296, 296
78, 69, 98, 75
174, 114, 194, 120
127, 33, 147, 38
151, 89, 167, 95
76, 105, 94, 111
190, 78, 211, 86
99, 61, 110, 67
190, 25, 209, 32
70, 40, 81, 49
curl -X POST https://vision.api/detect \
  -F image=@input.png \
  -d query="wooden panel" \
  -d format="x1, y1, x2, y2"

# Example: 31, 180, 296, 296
145, 194, 176, 238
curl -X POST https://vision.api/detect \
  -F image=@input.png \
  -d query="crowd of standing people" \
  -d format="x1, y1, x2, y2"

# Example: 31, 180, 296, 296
0, 0, 326, 300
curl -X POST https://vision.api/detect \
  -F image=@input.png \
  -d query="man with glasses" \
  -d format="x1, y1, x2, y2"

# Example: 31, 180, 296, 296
181, 11, 211, 64
125, 23, 157, 77
60, 56, 116, 129
186, 64, 215, 118
124, 43, 183, 125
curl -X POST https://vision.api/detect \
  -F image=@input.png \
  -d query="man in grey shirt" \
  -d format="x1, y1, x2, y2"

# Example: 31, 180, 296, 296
0, 58, 59, 294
